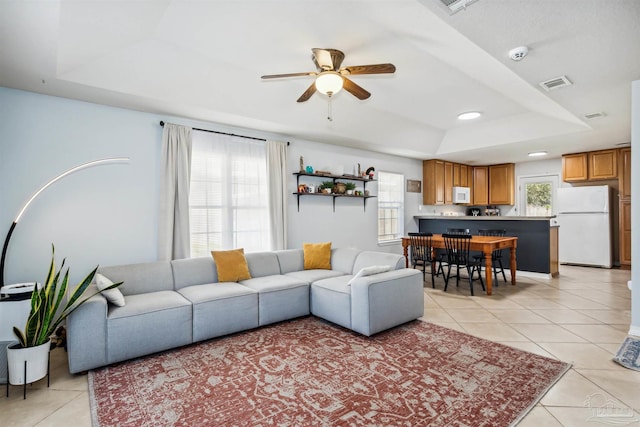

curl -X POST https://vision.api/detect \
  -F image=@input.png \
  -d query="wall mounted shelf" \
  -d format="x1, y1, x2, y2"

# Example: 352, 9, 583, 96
293, 172, 376, 212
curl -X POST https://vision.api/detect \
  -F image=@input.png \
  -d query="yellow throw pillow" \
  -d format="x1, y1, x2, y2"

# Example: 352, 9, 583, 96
303, 242, 332, 270
211, 248, 252, 282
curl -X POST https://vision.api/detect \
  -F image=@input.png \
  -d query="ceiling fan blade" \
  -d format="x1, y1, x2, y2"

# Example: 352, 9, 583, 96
342, 77, 371, 100
261, 72, 316, 79
297, 83, 317, 102
341, 63, 396, 75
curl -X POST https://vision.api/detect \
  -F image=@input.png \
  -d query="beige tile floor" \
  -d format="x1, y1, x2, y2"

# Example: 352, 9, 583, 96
1, 265, 637, 426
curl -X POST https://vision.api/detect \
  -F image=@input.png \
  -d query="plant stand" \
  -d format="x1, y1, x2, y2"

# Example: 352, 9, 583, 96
6, 344, 51, 400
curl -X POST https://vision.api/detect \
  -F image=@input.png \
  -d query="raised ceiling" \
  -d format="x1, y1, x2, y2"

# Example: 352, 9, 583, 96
1, 0, 638, 164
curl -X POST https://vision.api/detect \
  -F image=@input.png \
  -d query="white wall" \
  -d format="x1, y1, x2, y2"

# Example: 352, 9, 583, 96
0, 87, 421, 284
286, 140, 422, 254
631, 80, 639, 336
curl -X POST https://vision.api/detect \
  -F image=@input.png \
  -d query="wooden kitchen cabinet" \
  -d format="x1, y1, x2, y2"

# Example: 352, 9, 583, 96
460, 164, 469, 187
588, 149, 617, 180
489, 163, 515, 205
423, 159, 445, 205
453, 163, 461, 187
473, 166, 489, 205
562, 153, 588, 182
619, 147, 631, 200
444, 162, 453, 204
619, 147, 631, 267
620, 200, 632, 266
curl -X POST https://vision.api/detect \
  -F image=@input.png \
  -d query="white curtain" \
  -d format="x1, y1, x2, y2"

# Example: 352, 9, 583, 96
158, 123, 192, 260
267, 140, 288, 250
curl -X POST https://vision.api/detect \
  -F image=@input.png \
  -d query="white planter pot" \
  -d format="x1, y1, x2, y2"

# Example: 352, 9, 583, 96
7, 340, 50, 385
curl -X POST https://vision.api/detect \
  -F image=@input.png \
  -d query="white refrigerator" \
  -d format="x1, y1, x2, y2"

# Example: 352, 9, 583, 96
557, 185, 612, 268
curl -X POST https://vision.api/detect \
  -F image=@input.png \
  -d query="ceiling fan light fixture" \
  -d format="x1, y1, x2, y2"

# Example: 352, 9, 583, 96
315, 72, 343, 96
457, 111, 482, 120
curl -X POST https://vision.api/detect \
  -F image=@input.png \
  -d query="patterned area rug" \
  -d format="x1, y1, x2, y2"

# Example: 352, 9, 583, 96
613, 336, 640, 371
89, 317, 570, 427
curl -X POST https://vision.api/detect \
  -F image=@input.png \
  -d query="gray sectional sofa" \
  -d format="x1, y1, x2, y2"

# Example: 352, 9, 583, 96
67, 248, 423, 374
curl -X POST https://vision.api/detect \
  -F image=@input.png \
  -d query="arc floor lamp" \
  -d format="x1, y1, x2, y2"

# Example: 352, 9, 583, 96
0, 157, 130, 288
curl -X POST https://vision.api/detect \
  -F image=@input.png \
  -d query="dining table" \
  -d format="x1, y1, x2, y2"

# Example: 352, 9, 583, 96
401, 234, 518, 295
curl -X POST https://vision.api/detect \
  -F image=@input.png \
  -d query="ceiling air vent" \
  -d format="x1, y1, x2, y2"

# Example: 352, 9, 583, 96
440, 0, 480, 14
539, 76, 572, 91
583, 112, 606, 120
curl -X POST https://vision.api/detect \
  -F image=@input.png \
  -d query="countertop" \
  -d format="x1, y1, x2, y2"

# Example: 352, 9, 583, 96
414, 215, 556, 221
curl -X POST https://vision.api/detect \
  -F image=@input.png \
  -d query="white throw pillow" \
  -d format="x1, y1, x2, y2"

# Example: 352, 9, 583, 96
95, 273, 125, 307
347, 265, 392, 285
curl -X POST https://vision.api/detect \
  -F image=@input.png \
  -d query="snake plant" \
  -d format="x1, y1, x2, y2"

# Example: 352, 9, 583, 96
12, 245, 122, 348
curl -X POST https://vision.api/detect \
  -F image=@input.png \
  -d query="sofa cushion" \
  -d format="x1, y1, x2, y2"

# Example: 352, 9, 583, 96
178, 283, 259, 341
239, 275, 308, 293
106, 290, 192, 363
275, 249, 304, 274
95, 273, 125, 306
240, 275, 310, 326
303, 242, 331, 270
245, 252, 281, 278
98, 261, 174, 296
310, 276, 352, 329
171, 256, 218, 290
330, 248, 361, 274
348, 265, 392, 285
211, 248, 251, 282
285, 269, 344, 283
352, 251, 404, 274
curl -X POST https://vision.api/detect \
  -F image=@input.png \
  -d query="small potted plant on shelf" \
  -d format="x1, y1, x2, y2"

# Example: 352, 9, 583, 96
7, 245, 122, 388
320, 181, 334, 194
345, 182, 356, 195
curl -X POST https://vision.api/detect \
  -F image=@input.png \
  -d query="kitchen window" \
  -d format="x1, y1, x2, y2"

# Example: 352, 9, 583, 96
518, 175, 559, 216
377, 171, 404, 243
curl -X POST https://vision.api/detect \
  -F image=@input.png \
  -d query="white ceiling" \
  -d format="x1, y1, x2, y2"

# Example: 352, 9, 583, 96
1, 0, 639, 164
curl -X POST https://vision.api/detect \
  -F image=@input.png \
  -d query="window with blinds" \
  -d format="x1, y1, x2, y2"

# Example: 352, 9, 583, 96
377, 171, 405, 243
189, 131, 270, 257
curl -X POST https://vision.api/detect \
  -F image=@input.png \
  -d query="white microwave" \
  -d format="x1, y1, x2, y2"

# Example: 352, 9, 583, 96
452, 186, 470, 204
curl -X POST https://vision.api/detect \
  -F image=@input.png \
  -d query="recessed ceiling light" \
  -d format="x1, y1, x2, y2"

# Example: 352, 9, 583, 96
528, 151, 548, 157
458, 111, 482, 120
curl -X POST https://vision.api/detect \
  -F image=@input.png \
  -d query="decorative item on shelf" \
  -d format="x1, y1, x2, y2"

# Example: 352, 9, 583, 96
320, 181, 334, 194
364, 190, 370, 197
297, 184, 308, 193
299, 156, 304, 172
307, 185, 315, 193
335, 182, 347, 194
345, 182, 356, 195
305, 165, 313, 174
7, 245, 122, 398
365, 166, 375, 180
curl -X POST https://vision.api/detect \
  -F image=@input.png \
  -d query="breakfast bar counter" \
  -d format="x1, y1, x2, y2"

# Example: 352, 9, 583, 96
414, 216, 558, 277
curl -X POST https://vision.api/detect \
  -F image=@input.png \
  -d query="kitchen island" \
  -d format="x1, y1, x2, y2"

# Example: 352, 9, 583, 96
415, 216, 558, 277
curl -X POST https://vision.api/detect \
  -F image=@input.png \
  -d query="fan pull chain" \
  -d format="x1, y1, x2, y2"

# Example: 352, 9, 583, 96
327, 94, 333, 121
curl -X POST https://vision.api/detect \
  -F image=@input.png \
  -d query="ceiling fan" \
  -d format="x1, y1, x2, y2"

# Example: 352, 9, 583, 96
261, 48, 396, 103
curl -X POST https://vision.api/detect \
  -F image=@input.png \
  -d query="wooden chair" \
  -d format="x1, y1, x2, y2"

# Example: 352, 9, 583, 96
475, 229, 507, 285
408, 232, 444, 288
442, 233, 485, 296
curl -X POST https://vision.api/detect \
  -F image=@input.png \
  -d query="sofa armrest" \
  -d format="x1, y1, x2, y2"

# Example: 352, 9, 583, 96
350, 269, 423, 336
67, 289, 109, 373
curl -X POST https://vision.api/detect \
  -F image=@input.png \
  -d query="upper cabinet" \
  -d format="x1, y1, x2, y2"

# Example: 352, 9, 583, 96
472, 166, 489, 205
562, 153, 588, 182
562, 149, 618, 182
489, 163, 515, 205
588, 149, 617, 180
444, 162, 454, 204
423, 159, 445, 205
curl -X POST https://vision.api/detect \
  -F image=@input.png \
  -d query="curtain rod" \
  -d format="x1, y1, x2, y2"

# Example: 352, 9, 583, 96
160, 120, 282, 143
